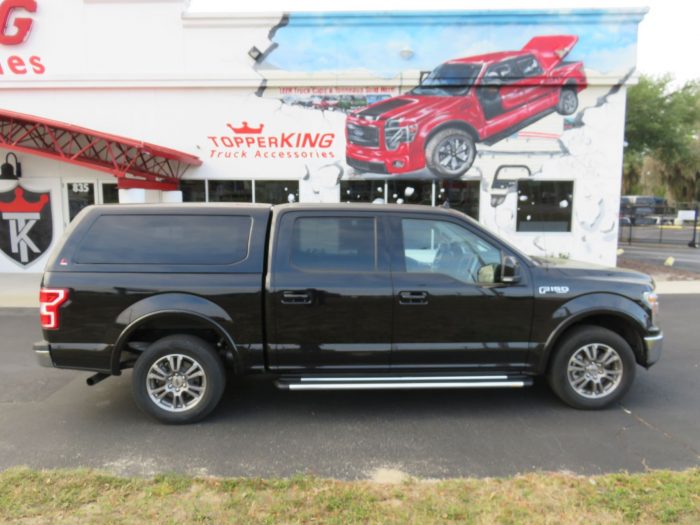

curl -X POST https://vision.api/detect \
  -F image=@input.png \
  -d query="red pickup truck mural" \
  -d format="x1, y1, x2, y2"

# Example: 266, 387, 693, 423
345, 35, 587, 178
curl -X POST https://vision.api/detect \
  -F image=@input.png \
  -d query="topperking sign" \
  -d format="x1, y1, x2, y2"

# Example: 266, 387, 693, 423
0, 186, 52, 266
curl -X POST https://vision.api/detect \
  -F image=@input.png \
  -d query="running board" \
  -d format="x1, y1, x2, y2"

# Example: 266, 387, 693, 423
275, 374, 532, 391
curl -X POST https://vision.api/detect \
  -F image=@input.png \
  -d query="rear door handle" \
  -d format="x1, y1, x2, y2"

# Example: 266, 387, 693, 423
281, 290, 313, 305
398, 291, 428, 305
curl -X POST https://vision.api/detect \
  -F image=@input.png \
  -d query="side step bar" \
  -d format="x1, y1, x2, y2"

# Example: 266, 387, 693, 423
275, 374, 533, 391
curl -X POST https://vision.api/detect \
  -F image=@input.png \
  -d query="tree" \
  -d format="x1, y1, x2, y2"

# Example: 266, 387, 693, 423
624, 75, 700, 201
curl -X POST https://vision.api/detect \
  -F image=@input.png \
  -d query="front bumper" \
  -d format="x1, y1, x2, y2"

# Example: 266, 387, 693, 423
33, 340, 53, 368
346, 139, 423, 175
643, 332, 663, 367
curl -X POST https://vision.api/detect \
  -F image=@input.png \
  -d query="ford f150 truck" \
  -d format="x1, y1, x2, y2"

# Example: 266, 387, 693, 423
35, 203, 661, 423
346, 35, 587, 178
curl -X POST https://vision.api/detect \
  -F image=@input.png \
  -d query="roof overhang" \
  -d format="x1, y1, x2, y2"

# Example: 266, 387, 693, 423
0, 108, 202, 191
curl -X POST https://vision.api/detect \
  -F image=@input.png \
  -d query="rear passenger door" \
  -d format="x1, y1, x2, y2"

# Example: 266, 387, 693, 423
266, 210, 392, 372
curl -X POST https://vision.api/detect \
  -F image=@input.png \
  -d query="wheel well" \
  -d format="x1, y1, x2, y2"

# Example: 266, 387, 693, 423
114, 313, 235, 373
563, 79, 578, 89
426, 121, 479, 144
546, 314, 645, 371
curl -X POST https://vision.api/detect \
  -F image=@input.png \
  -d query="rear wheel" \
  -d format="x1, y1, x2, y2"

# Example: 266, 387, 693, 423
132, 335, 226, 424
556, 87, 578, 115
548, 326, 636, 409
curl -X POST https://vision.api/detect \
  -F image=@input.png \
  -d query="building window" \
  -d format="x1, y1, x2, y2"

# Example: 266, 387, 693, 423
340, 180, 385, 203
255, 180, 299, 204
386, 181, 432, 205
516, 180, 573, 232
181, 180, 206, 202
101, 182, 119, 204
437, 180, 480, 218
209, 180, 253, 202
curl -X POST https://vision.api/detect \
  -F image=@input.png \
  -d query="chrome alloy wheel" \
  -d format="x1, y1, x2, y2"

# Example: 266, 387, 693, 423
560, 90, 578, 114
146, 354, 207, 412
566, 343, 623, 399
436, 137, 474, 174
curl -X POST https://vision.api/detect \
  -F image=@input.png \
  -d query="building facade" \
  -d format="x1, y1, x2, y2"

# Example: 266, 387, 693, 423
0, 1, 646, 272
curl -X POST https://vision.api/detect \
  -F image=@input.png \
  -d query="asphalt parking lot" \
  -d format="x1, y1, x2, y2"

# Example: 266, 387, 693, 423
619, 242, 700, 274
1, 297, 698, 480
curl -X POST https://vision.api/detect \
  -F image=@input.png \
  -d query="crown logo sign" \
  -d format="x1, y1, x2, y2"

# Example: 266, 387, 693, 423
0, 187, 50, 214
227, 122, 264, 134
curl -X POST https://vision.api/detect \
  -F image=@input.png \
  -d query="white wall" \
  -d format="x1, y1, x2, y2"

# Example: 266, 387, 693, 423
0, 1, 642, 272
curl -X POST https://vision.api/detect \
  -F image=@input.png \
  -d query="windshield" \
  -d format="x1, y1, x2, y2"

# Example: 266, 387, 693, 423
411, 63, 482, 96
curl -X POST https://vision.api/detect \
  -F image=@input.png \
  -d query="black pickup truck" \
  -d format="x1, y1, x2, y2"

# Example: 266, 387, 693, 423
34, 203, 662, 423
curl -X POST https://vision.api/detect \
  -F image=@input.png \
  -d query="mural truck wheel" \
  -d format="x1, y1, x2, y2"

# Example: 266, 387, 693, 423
556, 87, 578, 115
425, 128, 476, 178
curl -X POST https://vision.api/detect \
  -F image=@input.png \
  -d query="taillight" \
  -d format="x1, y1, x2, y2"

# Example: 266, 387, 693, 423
39, 288, 69, 330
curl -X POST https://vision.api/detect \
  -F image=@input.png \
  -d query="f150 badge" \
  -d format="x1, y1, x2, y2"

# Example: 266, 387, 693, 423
538, 285, 570, 295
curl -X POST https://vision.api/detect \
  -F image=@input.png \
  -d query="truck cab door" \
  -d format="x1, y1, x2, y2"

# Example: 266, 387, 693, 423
266, 210, 392, 372
387, 213, 534, 371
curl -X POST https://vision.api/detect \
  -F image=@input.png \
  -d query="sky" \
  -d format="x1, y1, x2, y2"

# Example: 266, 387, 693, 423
190, 0, 700, 85
261, 12, 639, 77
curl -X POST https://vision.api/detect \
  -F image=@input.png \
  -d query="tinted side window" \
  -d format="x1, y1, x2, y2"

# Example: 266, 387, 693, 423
401, 218, 501, 284
76, 215, 251, 265
290, 217, 376, 272
515, 55, 543, 77
484, 59, 522, 84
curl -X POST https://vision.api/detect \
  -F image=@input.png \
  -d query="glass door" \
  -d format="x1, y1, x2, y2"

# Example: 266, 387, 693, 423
64, 180, 97, 223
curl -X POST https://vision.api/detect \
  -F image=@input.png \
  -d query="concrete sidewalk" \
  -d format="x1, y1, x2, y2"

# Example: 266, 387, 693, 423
1, 271, 699, 308
1, 273, 42, 308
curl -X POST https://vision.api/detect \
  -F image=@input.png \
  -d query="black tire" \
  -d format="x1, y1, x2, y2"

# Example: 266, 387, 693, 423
547, 325, 636, 410
425, 128, 476, 178
556, 87, 578, 115
132, 335, 226, 424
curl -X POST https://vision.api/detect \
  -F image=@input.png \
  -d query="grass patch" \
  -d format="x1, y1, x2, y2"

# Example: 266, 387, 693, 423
1, 467, 698, 524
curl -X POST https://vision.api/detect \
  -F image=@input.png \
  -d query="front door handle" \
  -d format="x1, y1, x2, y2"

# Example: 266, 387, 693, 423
281, 290, 313, 305
398, 291, 428, 305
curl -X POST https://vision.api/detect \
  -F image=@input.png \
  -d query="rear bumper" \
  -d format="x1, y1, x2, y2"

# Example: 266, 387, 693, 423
33, 341, 53, 368
32, 340, 113, 373
643, 332, 663, 367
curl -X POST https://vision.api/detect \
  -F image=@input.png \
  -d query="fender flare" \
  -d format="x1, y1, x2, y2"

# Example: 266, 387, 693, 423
109, 293, 238, 374
424, 119, 481, 145
538, 293, 650, 372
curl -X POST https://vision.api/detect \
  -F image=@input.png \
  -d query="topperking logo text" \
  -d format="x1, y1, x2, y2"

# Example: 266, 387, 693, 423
207, 122, 336, 160
0, 186, 52, 266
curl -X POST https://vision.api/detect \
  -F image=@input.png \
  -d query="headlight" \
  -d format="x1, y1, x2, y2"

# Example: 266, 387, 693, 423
384, 119, 417, 151
643, 291, 659, 321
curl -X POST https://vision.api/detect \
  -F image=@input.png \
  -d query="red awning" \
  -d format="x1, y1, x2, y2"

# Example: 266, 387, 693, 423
0, 108, 202, 191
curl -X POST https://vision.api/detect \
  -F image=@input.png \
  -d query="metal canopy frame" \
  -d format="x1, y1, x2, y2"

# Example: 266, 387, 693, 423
0, 108, 202, 191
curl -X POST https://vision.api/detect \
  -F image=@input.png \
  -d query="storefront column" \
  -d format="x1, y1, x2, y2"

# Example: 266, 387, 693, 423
118, 188, 146, 203
161, 190, 183, 203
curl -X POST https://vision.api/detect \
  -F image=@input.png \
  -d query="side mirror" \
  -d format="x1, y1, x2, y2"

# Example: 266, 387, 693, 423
501, 255, 520, 284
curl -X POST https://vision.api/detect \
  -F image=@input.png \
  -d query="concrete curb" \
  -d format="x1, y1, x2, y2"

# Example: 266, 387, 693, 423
654, 281, 700, 295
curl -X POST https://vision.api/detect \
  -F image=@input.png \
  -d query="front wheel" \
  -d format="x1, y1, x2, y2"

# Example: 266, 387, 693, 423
547, 326, 636, 409
425, 128, 476, 178
132, 335, 226, 424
